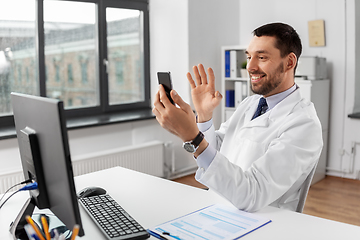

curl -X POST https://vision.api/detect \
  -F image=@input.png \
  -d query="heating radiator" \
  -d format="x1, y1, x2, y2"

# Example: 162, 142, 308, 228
71, 140, 164, 177
0, 141, 164, 194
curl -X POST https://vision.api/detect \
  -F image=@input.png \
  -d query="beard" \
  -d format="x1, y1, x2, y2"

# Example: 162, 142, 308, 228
250, 62, 285, 96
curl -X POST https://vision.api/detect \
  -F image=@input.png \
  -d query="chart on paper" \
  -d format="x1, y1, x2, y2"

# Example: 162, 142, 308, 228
148, 204, 271, 240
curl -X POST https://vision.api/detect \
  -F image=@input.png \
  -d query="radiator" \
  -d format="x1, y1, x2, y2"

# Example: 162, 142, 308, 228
0, 170, 24, 194
0, 141, 164, 194
71, 140, 164, 177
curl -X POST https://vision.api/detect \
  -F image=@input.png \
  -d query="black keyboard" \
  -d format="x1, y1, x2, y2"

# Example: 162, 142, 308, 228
79, 194, 149, 240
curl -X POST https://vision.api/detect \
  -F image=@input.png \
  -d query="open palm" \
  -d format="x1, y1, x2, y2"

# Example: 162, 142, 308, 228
187, 64, 222, 122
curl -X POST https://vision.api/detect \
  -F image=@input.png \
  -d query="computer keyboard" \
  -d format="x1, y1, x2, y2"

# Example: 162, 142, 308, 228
79, 194, 149, 240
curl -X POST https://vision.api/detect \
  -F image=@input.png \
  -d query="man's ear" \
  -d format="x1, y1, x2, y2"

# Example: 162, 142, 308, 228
286, 53, 297, 71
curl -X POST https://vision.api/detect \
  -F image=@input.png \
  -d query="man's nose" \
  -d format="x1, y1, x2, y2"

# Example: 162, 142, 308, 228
247, 58, 258, 73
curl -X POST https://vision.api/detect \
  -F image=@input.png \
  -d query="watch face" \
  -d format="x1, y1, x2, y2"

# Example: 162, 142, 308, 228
183, 142, 196, 153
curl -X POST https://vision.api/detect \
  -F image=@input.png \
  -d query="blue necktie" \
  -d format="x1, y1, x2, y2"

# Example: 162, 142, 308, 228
252, 97, 268, 120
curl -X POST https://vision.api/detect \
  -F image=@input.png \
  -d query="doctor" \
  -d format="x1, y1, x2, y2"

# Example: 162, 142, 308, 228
153, 23, 323, 212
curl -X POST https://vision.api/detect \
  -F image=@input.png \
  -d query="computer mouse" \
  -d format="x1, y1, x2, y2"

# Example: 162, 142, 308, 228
77, 186, 107, 198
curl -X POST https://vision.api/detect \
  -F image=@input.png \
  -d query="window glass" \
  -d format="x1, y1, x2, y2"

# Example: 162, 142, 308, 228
0, 0, 37, 116
106, 8, 145, 105
0, 0, 149, 129
44, 0, 98, 109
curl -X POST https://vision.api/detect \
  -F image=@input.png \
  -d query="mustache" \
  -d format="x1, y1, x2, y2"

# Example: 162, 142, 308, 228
249, 71, 266, 75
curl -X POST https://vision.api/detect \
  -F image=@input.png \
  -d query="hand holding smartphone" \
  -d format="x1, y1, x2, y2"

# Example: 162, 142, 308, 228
157, 71, 175, 105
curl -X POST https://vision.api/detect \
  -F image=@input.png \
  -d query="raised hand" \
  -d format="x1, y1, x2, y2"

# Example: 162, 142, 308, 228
187, 64, 222, 123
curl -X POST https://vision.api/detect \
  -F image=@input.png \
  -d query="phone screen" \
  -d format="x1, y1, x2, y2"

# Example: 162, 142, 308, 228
157, 72, 175, 105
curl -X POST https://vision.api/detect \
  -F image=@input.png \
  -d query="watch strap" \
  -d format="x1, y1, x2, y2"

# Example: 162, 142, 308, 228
192, 131, 204, 147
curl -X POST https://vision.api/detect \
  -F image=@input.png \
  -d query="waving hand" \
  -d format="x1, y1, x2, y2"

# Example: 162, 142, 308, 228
187, 64, 222, 123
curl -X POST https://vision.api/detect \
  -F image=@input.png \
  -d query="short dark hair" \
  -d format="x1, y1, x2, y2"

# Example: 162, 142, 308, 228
253, 23, 302, 72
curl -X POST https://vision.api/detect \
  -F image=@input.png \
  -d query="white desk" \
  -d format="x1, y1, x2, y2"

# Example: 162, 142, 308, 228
1, 166, 359, 240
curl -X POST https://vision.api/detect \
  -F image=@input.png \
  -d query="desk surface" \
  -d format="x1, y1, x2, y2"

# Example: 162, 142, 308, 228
1, 166, 359, 240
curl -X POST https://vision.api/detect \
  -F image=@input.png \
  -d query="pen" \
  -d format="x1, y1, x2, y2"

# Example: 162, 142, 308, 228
70, 224, 80, 240
147, 230, 169, 240
41, 216, 51, 240
31, 233, 41, 240
24, 224, 36, 239
59, 233, 66, 240
25, 215, 46, 240
162, 232, 181, 240
53, 228, 60, 240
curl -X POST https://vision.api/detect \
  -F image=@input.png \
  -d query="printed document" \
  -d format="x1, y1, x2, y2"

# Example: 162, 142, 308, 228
148, 204, 271, 240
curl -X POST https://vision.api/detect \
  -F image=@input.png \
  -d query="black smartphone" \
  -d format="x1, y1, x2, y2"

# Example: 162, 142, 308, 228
157, 71, 175, 105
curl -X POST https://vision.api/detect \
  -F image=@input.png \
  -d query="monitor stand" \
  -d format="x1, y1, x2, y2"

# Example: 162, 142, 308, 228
9, 197, 36, 240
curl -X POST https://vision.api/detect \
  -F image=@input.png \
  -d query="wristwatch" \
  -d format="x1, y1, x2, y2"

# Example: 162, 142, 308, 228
182, 131, 204, 153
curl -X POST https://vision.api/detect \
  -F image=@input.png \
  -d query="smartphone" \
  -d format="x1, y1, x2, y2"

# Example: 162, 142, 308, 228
157, 71, 175, 105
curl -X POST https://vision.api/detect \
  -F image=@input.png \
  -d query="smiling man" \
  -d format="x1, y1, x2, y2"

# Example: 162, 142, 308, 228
153, 23, 323, 212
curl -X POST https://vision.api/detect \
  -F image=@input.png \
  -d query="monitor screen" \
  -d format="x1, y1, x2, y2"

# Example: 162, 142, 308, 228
11, 92, 84, 238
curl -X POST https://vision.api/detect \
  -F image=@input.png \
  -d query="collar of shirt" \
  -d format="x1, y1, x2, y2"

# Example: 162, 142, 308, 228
263, 83, 297, 111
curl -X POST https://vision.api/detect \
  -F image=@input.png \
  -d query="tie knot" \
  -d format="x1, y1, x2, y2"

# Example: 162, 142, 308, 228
259, 97, 267, 108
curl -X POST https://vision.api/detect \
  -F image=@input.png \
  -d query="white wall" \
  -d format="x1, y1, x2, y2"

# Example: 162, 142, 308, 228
149, 0, 195, 174
188, 0, 240, 129
150, 0, 240, 129
239, 0, 360, 179
149, 0, 190, 104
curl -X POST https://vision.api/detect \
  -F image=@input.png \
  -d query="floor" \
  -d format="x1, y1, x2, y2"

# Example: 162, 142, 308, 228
173, 174, 360, 227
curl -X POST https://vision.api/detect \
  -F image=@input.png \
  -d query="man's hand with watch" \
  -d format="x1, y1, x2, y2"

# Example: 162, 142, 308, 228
182, 131, 204, 153
182, 131, 208, 158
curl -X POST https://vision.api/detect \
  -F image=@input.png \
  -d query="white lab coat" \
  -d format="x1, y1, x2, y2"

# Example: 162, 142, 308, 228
195, 88, 323, 212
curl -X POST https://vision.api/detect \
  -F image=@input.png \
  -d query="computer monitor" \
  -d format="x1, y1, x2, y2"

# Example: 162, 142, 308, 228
10, 92, 84, 239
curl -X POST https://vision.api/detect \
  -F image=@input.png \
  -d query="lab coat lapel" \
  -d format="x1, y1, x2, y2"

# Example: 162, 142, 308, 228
243, 96, 270, 128
242, 88, 302, 128
267, 88, 302, 122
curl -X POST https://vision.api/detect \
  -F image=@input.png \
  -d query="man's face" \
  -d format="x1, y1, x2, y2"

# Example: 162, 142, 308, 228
245, 36, 289, 97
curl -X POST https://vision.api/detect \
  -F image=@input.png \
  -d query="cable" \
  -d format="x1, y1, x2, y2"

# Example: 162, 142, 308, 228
19, 182, 38, 191
0, 182, 38, 210
0, 189, 20, 210
0, 179, 32, 204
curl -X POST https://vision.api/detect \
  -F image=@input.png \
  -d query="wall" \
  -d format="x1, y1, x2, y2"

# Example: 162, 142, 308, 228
148, 0, 241, 174
149, 0, 190, 104
239, 0, 360, 179
188, 0, 240, 129
150, 0, 240, 129
149, 0, 195, 174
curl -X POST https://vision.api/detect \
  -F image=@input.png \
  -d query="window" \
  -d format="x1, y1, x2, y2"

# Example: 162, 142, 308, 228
81, 62, 88, 84
106, 8, 145, 105
115, 60, 125, 85
0, 0, 38, 118
67, 64, 73, 83
0, 0, 150, 128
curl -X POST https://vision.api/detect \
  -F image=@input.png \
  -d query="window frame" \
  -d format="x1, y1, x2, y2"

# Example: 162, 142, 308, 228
0, 0, 150, 128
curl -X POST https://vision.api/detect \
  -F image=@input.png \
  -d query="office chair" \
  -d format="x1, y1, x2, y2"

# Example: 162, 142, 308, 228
295, 163, 318, 213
